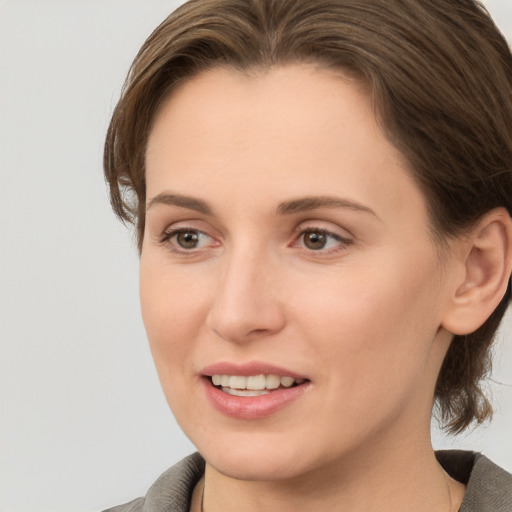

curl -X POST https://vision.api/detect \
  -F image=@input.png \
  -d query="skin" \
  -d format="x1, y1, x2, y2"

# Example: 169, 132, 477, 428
141, 64, 468, 511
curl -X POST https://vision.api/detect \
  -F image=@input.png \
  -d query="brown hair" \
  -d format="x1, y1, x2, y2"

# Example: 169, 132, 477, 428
104, 0, 512, 433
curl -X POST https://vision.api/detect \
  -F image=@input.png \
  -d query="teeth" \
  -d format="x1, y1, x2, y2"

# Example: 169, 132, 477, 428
280, 376, 295, 387
229, 376, 246, 389
266, 374, 280, 389
210, 374, 305, 391
222, 388, 270, 397
247, 375, 266, 390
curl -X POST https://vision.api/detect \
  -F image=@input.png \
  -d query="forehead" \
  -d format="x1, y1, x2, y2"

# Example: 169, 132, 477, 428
145, 64, 425, 224
148, 64, 379, 159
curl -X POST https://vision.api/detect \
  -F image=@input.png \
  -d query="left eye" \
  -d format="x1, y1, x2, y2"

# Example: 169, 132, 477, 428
164, 229, 213, 250
296, 229, 346, 251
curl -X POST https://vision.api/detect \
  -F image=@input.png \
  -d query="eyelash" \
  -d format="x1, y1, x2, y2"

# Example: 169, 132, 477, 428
292, 227, 353, 254
159, 228, 215, 253
159, 226, 353, 255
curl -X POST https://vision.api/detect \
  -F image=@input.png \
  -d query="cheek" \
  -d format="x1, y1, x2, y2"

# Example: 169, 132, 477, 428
295, 254, 443, 392
139, 261, 209, 422
139, 258, 209, 372
285, 278, 440, 453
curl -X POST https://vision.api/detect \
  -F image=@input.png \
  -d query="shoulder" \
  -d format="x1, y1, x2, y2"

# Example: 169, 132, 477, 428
102, 497, 145, 512
463, 452, 512, 512
101, 453, 205, 512
436, 450, 512, 512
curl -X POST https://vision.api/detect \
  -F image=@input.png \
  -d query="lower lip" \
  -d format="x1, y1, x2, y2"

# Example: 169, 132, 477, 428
202, 378, 311, 420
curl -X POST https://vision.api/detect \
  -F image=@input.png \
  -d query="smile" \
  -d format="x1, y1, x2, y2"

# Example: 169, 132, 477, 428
202, 366, 311, 419
211, 374, 306, 396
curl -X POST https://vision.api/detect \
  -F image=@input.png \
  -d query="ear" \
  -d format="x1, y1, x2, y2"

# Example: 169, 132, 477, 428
442, 208, 512, 336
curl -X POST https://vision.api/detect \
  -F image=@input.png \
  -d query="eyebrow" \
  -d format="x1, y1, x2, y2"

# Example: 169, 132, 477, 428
146, 192, 378, 219
146, 193, 213, 215
276, 196, 378, 218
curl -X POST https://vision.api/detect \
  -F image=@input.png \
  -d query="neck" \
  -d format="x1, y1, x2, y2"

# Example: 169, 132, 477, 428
199, 434, 464, 512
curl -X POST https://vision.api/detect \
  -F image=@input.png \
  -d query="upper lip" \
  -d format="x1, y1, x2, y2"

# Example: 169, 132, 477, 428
201, 361, 309, 380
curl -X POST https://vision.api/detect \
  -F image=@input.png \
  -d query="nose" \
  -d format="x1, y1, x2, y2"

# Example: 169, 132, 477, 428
206, 248, 286, 343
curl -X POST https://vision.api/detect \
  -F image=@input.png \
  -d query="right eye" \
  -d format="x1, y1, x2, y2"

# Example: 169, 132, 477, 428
161, 228, 216, 252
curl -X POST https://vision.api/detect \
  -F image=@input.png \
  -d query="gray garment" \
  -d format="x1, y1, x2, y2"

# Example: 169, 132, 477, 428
102, 451, 512, 512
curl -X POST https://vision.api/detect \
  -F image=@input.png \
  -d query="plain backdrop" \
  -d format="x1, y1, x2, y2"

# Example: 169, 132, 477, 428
0, 1, 511, 511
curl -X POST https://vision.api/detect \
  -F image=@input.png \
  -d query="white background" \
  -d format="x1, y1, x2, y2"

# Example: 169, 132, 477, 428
0, 1, 511, 511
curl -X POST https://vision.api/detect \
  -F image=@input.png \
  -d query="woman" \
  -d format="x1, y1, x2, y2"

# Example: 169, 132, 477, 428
102, 0, 512, 510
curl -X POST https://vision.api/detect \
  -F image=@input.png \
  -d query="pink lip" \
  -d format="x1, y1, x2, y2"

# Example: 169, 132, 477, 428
200, 361, 311, 420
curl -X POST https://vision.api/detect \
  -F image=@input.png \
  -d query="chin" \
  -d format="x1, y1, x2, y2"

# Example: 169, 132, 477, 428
204, 445, 309, 481
192, 426, 340, 482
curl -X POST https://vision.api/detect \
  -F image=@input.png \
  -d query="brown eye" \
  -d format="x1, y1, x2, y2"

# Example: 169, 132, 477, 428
162, 227, 218, 253
175, 230, 200, 249
295, 228, 350, 253
303, 231, 328, 250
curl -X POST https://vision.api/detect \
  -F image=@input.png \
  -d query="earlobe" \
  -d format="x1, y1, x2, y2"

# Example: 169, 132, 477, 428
442, 208, 512, 336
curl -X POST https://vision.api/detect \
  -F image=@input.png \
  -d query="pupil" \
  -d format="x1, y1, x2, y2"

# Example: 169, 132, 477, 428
177, 231, 199, 248
304, 231, 326, 250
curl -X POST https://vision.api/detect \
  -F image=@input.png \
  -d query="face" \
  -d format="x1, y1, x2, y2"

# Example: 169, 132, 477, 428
141, 64, 456, 481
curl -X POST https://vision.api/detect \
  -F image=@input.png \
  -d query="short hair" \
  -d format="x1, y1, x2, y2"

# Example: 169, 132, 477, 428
104, 0, 512, 433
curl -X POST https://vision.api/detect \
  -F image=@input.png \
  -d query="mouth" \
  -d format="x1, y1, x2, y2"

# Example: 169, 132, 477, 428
201, 366, 311, 419
209, 374, 307, 397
